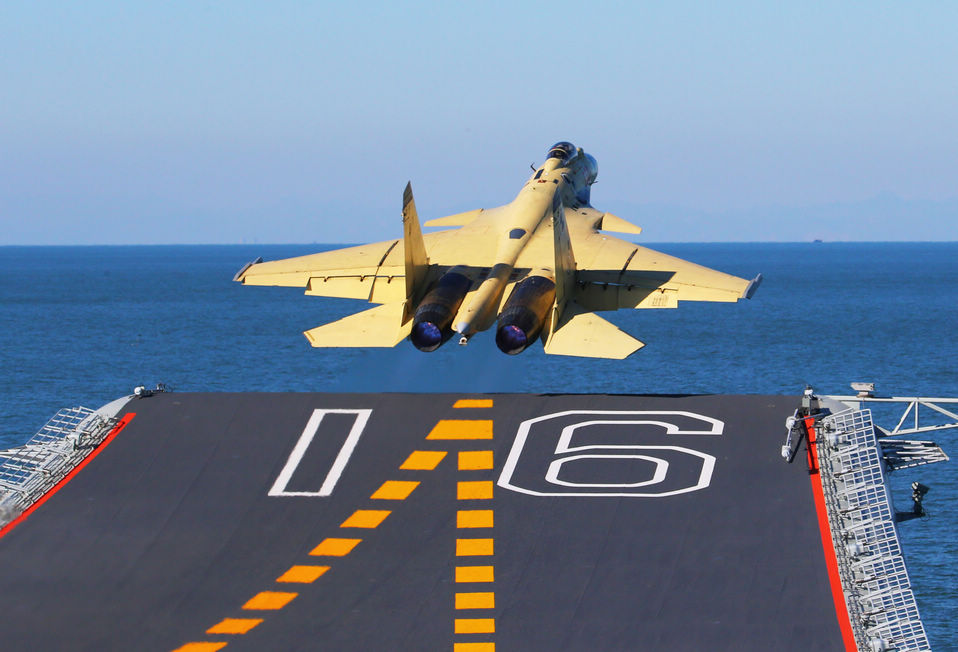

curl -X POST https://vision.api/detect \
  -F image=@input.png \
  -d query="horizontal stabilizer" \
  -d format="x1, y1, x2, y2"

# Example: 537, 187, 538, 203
423, 209, 483, 228
543, 303, 644, 359
599, 213, 642, 235
304, 302, 410, 348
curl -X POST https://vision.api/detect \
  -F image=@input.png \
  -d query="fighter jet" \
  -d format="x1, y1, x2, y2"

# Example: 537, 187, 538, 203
234, 142, 761, 359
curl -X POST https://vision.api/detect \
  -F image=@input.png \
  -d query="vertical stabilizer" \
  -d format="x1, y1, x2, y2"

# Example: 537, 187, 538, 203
548, 192, 576, 334
403, 182, 429, 321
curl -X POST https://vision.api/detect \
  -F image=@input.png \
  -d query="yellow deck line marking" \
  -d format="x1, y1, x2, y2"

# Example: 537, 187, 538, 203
457, 509, 494, 528
457, 480, 494, 500
456, 592, 496, 609
453, 399, 494, 408
456, 538, 494, 556
340, 509, 391, 528
458, 450, 494, 470
400, 450, 447, 470
172, 643, 228, 652
309, 537, 361, 556
453, 643, 496, 651
370, 480, 420, 500
206, 618, 264, 635
455, 617, 496, 634
276, 565, 329, 583
242, 591, 297, 610
456, 565, 495, 583
427, 420, 493, 440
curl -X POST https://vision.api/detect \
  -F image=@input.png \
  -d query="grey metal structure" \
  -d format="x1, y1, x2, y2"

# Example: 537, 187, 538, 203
800, 387, 956, 652
0, 407, 118, 528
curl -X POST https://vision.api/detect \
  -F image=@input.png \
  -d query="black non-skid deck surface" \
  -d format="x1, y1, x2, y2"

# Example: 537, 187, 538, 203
0, 393, 844, 651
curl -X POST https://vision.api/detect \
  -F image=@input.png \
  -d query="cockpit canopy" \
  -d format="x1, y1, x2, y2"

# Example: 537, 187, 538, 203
547, 141, 576, 163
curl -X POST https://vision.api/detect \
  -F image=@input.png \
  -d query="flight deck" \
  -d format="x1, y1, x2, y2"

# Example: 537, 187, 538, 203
0, 392, 868, 650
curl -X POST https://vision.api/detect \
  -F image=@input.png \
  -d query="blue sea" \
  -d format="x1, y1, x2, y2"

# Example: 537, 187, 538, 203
1, 242, 956, 647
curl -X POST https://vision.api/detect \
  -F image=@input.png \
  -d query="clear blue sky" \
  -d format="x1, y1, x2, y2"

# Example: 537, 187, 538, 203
2, 2, 956, 243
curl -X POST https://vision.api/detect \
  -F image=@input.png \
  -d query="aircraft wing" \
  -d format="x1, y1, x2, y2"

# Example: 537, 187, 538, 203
234, 240, 403, 302
560, 226, 759, 312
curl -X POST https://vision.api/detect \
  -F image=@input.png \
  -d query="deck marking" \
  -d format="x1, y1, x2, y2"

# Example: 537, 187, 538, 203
340, 509, 391, 528
453, 399, 494, 408
400, 450, 447, 470
172, 643, 228, 652
804, 418, 858, 652
455, 592, 495, 609
455, 566, 495, 583
457, 510, 493, 528
427, 419, 494, 440
457, 480, 494, 500
498, 410, 723, 497
0, 412, 136, 541
453, 641, 496, 651
458, 450, 494, 470
276, 565, 329, 583
268, 409, 372, 497
309, 537, 361, 556
179, 419, 451, 650
455, 618, 496, 633
206, 618, 263, 635
371, 480, 419, 500
242, 591, 298, 610
456, 538, 494, 556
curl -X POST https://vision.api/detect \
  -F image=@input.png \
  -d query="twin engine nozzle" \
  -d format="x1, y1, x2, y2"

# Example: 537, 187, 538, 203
410, 271, 556, 355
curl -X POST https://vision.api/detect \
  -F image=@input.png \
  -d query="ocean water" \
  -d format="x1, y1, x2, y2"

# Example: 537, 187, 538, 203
1, 242, 956, 647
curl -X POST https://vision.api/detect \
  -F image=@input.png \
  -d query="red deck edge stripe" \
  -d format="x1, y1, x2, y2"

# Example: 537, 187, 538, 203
804, 416, 858, 652
0, 412, 136, 541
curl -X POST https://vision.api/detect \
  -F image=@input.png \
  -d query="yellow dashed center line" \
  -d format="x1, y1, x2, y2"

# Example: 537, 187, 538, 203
453, 399, 494, 409
457, 480, 494, 500
457, 509, 494, 528
174, 407, 474, 651
448, 402, 496, 651
455, 592, 495, 609
276, 565, 329, 583
455, 618, 496, 634
427, 420, 494, 440
206, 618, 263, 635
455, 566, 494, 583
454, 643, 496, 652
371, 479, 420, 500
242, 591, 297, 611
309, 537, 362, 557
401, 450, 448, 470
458, 450, 494, 470
340, 509, 391, 528
172, 643, 229, 652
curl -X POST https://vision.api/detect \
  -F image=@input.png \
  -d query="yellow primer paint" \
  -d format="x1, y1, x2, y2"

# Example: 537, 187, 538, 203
171, 644, 228, 652
453, 399, 494, 408
458, 450, 494, 470
457, 480, 494, 500
340, 509, 391, 528
456, 565, 495, 583
455, 618, 496, 634
427, 420, 493, 440
206, 618, 263, 635
453, 643, 496, 651
309, 538, 361, 556
400, 450, 447, 470
456, 592, 496, 609
457, 510, 494, 528
371, 480, 420, 500
276, 565, 329, 583
456, 538, 494, 556
242, 591, 298, 610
